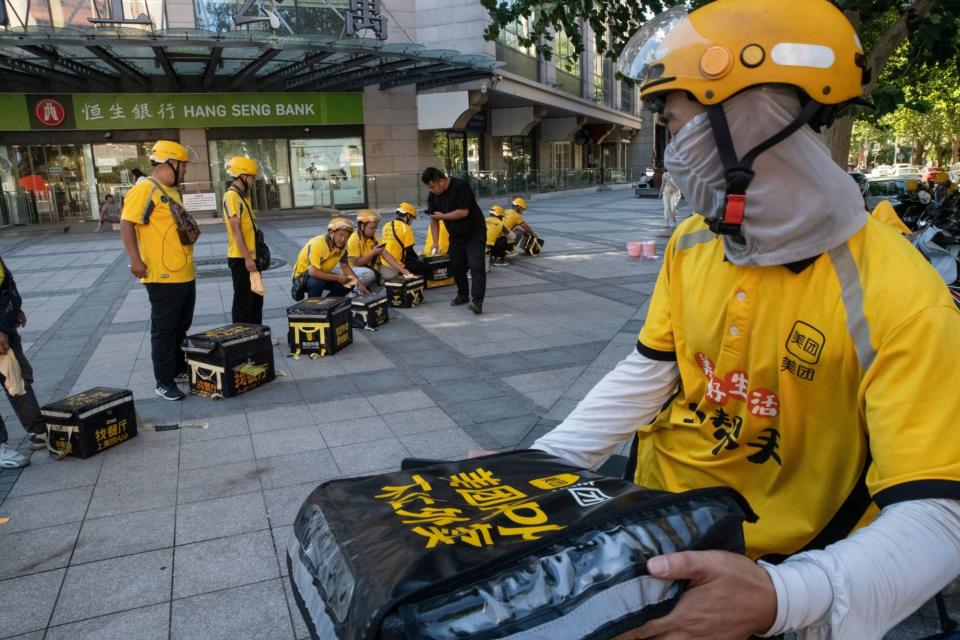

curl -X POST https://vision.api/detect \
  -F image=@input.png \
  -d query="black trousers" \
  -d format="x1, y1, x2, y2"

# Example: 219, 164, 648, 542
146, 281, 196, 386
489, 236, 507, 260
229, 258, 264, 324
450, 227, 486, 303
0, 332, 44, 443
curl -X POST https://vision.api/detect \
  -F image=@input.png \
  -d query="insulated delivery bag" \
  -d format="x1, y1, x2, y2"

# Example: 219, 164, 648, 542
181, 324, 275, 398
287, 450, 755, 640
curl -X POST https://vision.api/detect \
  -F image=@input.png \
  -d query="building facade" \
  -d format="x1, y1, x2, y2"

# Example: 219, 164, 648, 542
0, 0, 653, 226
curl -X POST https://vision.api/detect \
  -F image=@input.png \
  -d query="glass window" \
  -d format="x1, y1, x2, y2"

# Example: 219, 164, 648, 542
91, 142, 152, 201
499, 2, 535, 57
555, 28, 580, 77
209, 139, 293, 211
289, 138, 364, 208
432, 132, 484, 176
195, 0, 345, 34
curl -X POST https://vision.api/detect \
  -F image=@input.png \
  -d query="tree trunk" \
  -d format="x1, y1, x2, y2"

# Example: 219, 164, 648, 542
824, 0, 937, 164
912, 143, 926, 166
824, 115, 854, 168
951, 138, 959, 165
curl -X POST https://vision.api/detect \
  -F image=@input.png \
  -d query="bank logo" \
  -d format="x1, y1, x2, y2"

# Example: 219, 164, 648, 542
35, 99, 66, 127
567, 483, 613, 507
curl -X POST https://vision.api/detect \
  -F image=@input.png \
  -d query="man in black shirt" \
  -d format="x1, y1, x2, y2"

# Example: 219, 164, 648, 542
422, 167, 487, 314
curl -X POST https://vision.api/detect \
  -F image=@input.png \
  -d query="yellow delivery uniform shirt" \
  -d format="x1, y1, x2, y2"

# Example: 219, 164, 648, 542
503, 208, 525, 232
121, 179, 195, 283
293, 234, 347, 275
347, 230, 381, 269
486, 216, 505, 246
635, 214, 960, 560
871, 200, 911, 235
423, 221, 449, 255
382, 220, 414, 264
222, 187, 257, 259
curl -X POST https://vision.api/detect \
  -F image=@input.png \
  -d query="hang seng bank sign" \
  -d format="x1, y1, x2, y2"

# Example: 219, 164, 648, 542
0, 92, 363, 131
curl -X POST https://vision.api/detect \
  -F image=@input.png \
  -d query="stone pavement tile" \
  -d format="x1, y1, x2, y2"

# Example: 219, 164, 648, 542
251, 426, 325, 459
429, 379, 505, 403
73, 507, 175, 565
87, 473, 177, 519
0, 569, 65, 637
295, 376, 360, 402
340, 369, 413, 394
0, 486, 93, 534
6, 456, 103, 498
329, 437, 408, 475
383, 407, 458, 436
545, 399, 579, 421
317, 415, 390, 447
246, 404, 314, 434
416, 364, 469, 384
270, 525, 293, 578
51, 548, 172, 625
5, 632, 43, 640
175, 491, 269, 545
306, 396, 377, 424
517, 421, 561, 450
472, 414, 542, 449
281, 574, 312, 639
238, 381, 305, 408
399, 428, 480, 460
256, 449, 340, 491
518, 386, 566, 410
44, 602, 170, 640
263, 483, 318, 530
386, 337, 438, 353
172, 530, 279, 599
366, 389, 435, 415
179, 412, 250, 443
98, 444, 180, 484
393, 348, 458, 367
171, 579, 294, 640
456, 396, 533, 424
134, 425, 182, 447
503, 371, 566, 393
177, 459, 262, 505
0, 522, 79, 580
179, 434, 254, 471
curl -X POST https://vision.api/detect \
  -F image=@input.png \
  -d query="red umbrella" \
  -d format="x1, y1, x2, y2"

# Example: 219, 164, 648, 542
19, 175, 48, 193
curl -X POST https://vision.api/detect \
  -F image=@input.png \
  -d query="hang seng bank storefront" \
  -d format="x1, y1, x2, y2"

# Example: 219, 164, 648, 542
0, 0, 500, 227
0, 92, 372, 225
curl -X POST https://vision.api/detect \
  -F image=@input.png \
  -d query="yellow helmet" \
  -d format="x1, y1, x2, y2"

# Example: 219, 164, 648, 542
619, 0, 867, 108
327, 217, 354, 233
512, 197, 527, 210
490, 205, 505, 217
905, 179, 920, 193
225, 156, 260, 178
356, 209, 381, 224
934, 171, 950, 185
395, 202, 417, 218
149, 140, 191, 163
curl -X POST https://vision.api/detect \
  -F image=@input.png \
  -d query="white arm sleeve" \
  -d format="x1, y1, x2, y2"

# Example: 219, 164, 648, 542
531, 349, 680, 470
760, 498, 960, 639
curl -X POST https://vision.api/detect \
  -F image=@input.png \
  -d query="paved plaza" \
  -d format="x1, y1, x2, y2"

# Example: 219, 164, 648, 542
0, 190, 952, 639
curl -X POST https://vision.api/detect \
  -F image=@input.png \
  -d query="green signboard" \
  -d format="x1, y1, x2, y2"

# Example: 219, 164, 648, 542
0, 92, 363, 131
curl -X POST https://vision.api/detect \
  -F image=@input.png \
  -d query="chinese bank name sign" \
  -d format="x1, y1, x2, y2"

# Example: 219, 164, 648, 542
0, 93, 364, 131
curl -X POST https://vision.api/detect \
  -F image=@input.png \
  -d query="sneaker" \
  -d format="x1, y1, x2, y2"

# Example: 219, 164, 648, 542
493, 259, 510, 266
468, 302, 483, 315
156, 383, 185, 401
0, 442, 28, 469
174, 372, 189, 384
28, 432, 47, 450
450, 296, 469, 306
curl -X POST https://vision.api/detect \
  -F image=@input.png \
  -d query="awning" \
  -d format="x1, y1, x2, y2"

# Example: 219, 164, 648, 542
0, 29, 503, 94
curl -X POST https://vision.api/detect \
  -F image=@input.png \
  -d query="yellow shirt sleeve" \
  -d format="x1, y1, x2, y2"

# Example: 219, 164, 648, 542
871, 201, 911, 235
865, 304, 960, 504
347, 232, 362, 259
223, 189, 243, 219
120, 181, 155, 225
637, 238, 677, 357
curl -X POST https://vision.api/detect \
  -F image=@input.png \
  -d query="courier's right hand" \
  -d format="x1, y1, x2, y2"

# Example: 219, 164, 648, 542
129, 259, 147, 278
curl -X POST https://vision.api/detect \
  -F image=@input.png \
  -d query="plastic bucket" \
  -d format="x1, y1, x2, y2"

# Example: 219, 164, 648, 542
642, 241, 656, 257
627, 242, 643, 257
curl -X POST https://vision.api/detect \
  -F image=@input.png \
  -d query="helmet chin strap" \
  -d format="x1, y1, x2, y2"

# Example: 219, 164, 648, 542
705, 98, 822, 236
165, 160, 182, 188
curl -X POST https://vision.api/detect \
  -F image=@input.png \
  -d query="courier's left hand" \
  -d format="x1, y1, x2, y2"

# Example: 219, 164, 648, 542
617, 550, 776, 640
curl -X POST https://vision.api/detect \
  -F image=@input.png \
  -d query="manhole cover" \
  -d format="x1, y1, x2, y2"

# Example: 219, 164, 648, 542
195, 257, 287, 278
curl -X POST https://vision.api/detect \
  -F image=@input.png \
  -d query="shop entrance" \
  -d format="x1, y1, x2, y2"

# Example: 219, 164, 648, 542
13, 144, 92, 223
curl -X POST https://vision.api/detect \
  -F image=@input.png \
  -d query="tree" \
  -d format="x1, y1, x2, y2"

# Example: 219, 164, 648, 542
482, 0, 960, 165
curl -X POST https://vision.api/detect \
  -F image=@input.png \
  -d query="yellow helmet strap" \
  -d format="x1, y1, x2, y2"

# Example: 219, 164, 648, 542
164, 159, 183, 188
704, 98, 822, 236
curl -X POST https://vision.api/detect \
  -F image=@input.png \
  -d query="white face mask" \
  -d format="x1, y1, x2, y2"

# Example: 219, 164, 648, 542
663, 112, 727, 223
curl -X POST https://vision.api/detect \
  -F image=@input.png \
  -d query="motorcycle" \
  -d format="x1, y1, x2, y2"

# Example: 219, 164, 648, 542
907, 178, 960, 308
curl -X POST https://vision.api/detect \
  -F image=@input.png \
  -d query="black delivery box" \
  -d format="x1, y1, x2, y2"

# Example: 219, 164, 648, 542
182, 324, 275, 398
287, 449, 756, 640
384, 275, 425, 308
351, 291, 389, 330
287, 297, 353, 356
421, 255, 454, 288
517, 232, 544, 256
42, 387, 137, 459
